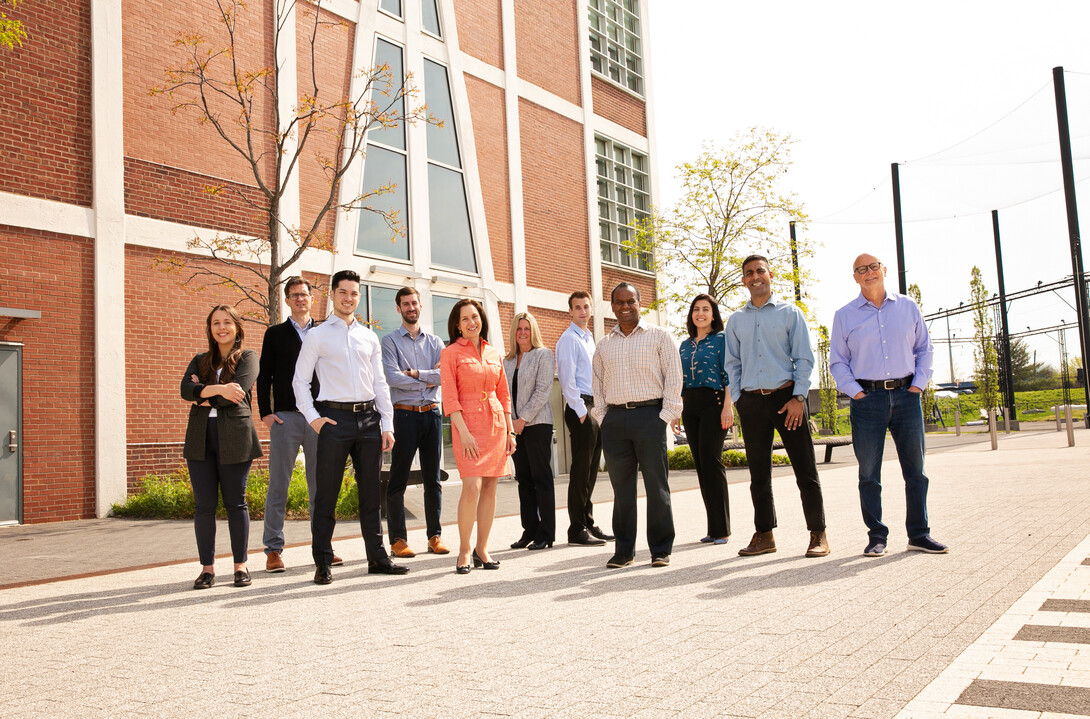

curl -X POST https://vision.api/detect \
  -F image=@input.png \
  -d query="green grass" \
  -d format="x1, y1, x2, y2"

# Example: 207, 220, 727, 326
111, 462, 359, 520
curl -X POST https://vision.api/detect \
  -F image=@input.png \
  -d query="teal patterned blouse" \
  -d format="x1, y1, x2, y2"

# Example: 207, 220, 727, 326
679, 331, 729, 390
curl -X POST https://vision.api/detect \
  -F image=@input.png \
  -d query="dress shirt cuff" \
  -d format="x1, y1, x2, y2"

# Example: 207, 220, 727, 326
792, 379, 812, 398
381, 418, 394, 433
566, 398, 587, 417
843, 381, 864, 398
302, 407, 320, 424
418, 368, 440, 385
659, 408, 680, 425
443, 398, 463, 415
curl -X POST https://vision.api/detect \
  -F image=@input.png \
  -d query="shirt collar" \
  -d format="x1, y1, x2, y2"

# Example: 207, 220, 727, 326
853, 290, 895, 309
289, 316, 313, 332
396, 324, 427, 339
609, 318, 646, 336
567, 322, 592, 340
744, 293, 784, 311
455, 336, 489, 348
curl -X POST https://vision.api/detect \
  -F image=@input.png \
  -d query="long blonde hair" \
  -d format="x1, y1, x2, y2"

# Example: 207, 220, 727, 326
505, 311, 544, 360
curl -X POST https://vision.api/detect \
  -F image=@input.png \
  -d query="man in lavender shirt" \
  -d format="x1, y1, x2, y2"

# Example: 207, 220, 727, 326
830, 253, 948, 557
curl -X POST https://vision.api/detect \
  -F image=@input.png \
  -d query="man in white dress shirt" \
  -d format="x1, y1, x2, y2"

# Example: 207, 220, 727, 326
294, 269, 407, 584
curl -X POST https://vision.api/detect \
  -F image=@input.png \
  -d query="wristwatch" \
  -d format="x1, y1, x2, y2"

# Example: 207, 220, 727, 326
793, 394, 806, 404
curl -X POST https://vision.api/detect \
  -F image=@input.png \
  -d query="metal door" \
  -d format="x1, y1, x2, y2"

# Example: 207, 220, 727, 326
0, 344, 22, 524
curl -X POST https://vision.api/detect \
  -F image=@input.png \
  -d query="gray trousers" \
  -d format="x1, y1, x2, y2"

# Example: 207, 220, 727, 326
262, 410, 318, 554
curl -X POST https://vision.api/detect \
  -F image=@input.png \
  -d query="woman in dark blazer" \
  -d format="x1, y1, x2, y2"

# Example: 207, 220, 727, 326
180, 305, 263, 589
502, 312, 557, 550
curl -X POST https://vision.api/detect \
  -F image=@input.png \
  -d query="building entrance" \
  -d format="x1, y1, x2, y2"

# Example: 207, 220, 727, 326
0, 344, 22, 524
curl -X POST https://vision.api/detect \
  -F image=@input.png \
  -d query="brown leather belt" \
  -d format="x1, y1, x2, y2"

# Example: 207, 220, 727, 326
743, 380, 794, 396
394, 403, 438, 412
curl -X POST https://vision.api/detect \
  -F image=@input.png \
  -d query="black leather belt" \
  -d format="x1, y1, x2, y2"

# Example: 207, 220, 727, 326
317, 400, 376, 413
858, 375, 914, 392
608, 399, 663, 410
580, 394, 595, 408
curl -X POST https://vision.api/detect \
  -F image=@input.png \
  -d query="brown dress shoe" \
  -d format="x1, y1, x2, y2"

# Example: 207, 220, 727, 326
806, 530, 830, 557
265, 551, 286, 573
390, 539, 416, 558
738, 531, 777, 556
428, 535, 450, 554
331, 554, 344, 567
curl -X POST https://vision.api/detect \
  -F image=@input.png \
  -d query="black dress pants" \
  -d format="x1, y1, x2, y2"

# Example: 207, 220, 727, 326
511, 423, 556, 543
311, 406, 387, 566
564, 404, 601, 538
735, 386, 825, 533
682, 388, 730, 538
601, 404, 674, 558
187, 418, 251, 566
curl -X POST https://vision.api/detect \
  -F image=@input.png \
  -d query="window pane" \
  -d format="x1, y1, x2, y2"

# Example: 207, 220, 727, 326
357, 145, 410, 260
428, 164, 476, 273
432, 295, 459, 343
380, 0, 402, 16
422, 0, 441, 35
369, 285, 401, 341
423, 60, 461, 168
370, 39, 405, 150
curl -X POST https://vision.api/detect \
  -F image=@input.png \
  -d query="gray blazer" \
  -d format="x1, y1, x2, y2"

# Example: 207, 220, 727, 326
502, 347, 555, 427
181, 349, 263, 465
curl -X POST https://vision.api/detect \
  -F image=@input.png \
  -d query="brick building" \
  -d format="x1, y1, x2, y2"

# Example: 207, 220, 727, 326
0, 0, 661, 524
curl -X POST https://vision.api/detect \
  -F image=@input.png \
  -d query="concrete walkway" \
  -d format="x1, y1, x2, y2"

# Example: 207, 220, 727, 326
2, 426, 1088, 718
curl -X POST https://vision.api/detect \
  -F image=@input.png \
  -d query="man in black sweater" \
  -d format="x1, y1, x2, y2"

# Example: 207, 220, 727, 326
256, 277, 340, 572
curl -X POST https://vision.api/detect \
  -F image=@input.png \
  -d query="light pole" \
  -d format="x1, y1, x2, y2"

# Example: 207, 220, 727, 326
942, 309, 956, 384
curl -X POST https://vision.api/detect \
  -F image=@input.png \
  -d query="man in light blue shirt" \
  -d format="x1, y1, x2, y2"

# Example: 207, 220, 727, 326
381, 287, 448, 558
725, 254, 828, 558
554, 290, 613, 547
830, 253, 947, 557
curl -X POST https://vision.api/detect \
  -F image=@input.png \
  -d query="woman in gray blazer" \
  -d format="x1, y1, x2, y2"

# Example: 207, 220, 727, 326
502, 312, 556, 550
180, 305, 263, 590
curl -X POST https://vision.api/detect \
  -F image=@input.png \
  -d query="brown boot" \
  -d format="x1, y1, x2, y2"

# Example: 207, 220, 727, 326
265, 550, 286, 573
738, 531, 776, 556
806, 530, 830, 557
390, 539, 416, 558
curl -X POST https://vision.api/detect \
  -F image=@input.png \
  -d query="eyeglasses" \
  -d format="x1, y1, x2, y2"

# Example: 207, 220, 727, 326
853, 262, 882, 275
288, 292, 311, 299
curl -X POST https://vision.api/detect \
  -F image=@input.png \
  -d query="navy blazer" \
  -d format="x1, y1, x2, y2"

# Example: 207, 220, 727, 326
181, 349, 263, 465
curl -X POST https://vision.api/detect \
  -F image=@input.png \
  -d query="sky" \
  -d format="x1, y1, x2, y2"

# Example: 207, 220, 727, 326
647, 0, 1090, 381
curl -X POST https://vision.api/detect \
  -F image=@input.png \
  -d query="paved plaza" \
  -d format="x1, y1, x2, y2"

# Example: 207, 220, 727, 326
2, 427, 1089, 718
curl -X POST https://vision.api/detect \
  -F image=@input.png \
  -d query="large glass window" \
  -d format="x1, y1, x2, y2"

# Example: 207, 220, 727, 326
358, 39, 410, 262
354, 285, 401, 340
379, 0, 402, 18
588, 0, 643, 95
424, 59, 476, 274
596, 136, 651, 271
421, 0, 441, 37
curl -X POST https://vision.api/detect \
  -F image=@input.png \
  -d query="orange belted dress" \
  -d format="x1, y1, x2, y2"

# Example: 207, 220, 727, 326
440, 337, 513, 477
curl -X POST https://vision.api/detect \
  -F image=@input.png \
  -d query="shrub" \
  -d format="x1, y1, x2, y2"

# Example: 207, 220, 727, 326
667, 446, 790, 470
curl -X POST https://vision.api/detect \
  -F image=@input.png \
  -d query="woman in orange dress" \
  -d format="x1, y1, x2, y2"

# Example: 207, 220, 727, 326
440, 299, 517, 574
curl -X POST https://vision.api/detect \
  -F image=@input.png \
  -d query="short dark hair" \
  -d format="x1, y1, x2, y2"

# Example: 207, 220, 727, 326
283, 276, 311, 298
447, 298, 489, 344
395, 286, 419, 305
330, 269, 361, 291
685, 293, 724, 338
610, 282, 641, 303
741, 254, 770, 271
568, 290, 592, 309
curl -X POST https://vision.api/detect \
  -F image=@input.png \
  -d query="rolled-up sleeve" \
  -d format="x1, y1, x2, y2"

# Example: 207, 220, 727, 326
439, 346, 463, 416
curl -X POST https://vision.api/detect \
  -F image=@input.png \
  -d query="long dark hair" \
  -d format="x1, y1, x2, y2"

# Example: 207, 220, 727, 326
686, 293, 724, 338
447, 298, 489, 344
198, 305, 245, 383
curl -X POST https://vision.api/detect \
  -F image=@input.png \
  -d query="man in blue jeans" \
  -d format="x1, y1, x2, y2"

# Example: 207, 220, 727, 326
830, 252, 948, 557
381, 287, 448, 558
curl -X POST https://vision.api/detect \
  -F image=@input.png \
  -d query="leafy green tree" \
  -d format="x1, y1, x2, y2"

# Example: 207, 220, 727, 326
816, 325, 838, 433
1, 0, 27, 50
151, 0, 431, 324
969, 266, 999, 409
633, 127, 811, 323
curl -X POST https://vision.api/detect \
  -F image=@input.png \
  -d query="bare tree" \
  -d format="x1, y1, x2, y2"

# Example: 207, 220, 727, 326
151, 0, 431, 324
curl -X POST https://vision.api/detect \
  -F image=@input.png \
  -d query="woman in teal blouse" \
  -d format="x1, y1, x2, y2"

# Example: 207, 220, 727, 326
671, 294, 734, 544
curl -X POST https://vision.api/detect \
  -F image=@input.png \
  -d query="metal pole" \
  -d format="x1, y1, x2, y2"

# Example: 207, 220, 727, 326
954, 405, 961, 436
891, 163, 908, 295
945, 311, 955, 383
988, 408, 998, 450
992, 210, 1017, 425
789, 221, 802, 303
1053, 66, 1090, 426
1066, 405, 1076, 447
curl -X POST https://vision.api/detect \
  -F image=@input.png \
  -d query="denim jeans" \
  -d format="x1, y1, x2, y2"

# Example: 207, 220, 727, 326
850, 386, 930, 542
262, 411, 318, 554
386, 407, 443, 541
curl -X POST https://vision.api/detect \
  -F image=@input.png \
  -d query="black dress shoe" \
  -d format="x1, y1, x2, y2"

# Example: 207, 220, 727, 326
313, 564, 333, 585
527, 540, 553, 550
510, 534, 533, 549
368, 560, 409, 575
472, 549, 500, 569
193, 572, 215, 590
233, 569, 252, 587
568, 529, 606, 546
589, 525, 615, 541
455, 563, 472, 574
